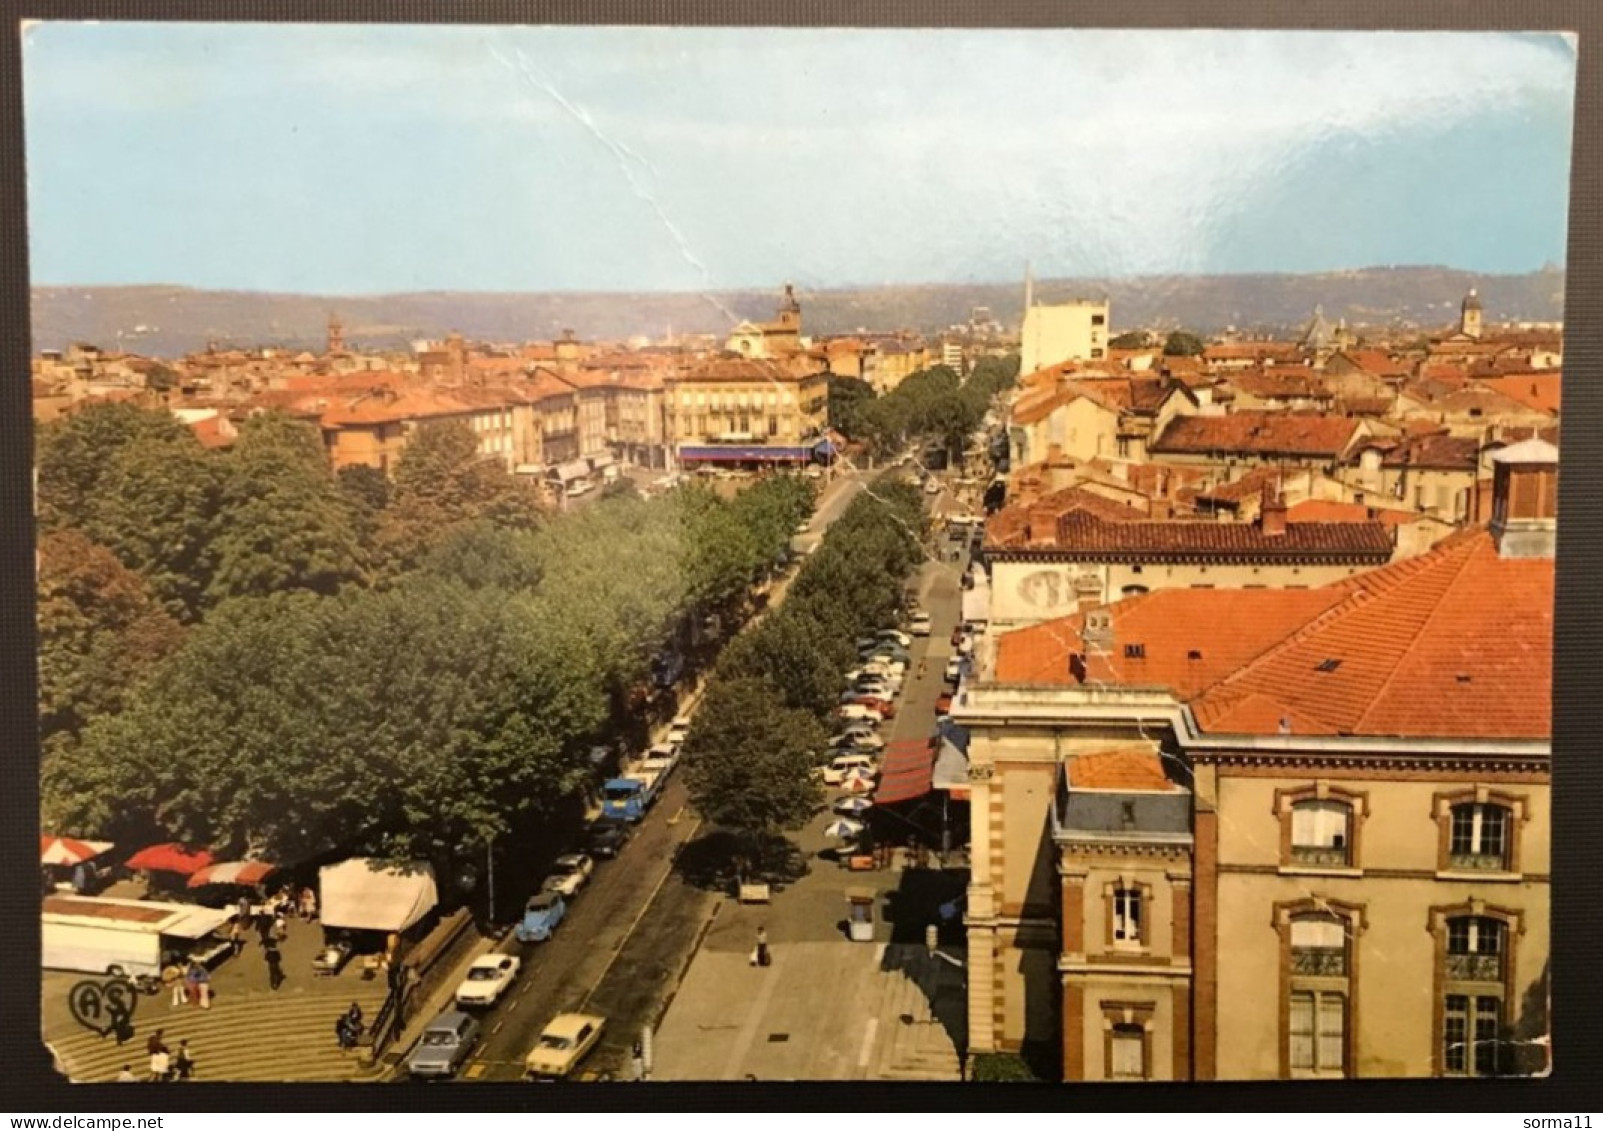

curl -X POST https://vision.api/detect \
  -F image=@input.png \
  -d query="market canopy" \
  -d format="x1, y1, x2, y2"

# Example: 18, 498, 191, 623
932, 726, 972, 803
40, 836, 113, 868
677, 445, 813, 462
187, 860, 277, 889
318, 859, 437, 933
874, 738, 938, 805
125, 843, 215, 876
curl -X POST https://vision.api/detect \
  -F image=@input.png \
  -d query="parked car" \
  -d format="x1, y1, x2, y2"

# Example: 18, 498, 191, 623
540, 855, 596, 899
515, 892, 568, 943
935, 693, 954, 717
909, 612, 933, 636
877, 629, 913, 648
853, 697, 897, 720
666, 716, 692, 746
406, 1010, 481, 1080
855, 637, 881, 657
951, 626, 968, 648
831, 728, 885, 752
585, 818, 629, 860
805, 465, 824, 480
837, 704, 884, 724
525, 1014, 607, 1080
822, 754, 880, 785
454, 954, 522, 1008
944, 656, 964, 683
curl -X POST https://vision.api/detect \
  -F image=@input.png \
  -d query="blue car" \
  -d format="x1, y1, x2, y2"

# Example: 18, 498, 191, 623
516, 891, 567, 943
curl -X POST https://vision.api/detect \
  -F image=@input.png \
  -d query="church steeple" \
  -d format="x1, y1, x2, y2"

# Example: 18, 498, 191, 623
1460, 288, 1484, 340
326, 311, 346, 355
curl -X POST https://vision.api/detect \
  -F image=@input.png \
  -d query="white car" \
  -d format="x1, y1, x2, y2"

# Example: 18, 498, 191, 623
830, 729, 885, 752
944, 656, 964, 683
454, 953, 522, 1008
909, 612, 933, 637
540, 854, 596, 899
822, 754, 880, 785
667, 717, 692, 746
876, 630, 913, 648
838, 704, 883, 724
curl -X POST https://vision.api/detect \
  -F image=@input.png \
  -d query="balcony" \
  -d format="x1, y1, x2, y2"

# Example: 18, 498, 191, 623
1291, 845, 1351, 868
1448, 852, 1508, 872
1291, 947, 1347, 977
1446, 953, 1504, 983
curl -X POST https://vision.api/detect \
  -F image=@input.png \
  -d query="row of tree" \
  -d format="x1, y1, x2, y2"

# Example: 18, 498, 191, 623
827, 355, 1020, 461
38, 401, 814, 869
681, 478, 925, 858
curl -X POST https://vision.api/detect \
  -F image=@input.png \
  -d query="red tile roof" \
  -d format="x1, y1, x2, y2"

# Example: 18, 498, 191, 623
994, 528, 1552, 740
1203, 342, 1300, 363
1285, 500, 1422, 527
1335, 350, 1412, 378
1151, 412, 1364, 458
1478, 373, 1561, 415
1068, 750, 1181, 792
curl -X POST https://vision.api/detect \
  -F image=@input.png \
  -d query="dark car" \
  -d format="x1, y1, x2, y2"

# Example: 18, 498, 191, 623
585, 818, 630, 860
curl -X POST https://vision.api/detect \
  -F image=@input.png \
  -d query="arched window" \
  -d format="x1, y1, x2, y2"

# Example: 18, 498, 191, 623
1290, 913, 1348, 977
1278, 901, 1362, 1079
1434, 905, 1520, 1078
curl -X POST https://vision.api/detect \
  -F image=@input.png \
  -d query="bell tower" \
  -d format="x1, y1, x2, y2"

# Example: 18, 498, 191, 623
327, 312, 346, 355
1460, 289, 1483, 340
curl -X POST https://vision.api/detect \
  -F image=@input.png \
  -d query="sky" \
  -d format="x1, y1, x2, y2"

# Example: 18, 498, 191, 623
21, 24, 1579, 295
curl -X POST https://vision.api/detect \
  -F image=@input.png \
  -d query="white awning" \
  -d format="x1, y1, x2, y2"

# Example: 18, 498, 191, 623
162, 905, 234, 940
318, 859, 438, 933
553, 460, 591, 483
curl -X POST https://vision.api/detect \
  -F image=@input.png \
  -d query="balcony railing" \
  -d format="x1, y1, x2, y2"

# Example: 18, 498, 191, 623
1291, 947, 1347, 977
1448, 852, 1509, 872
1291, 845, 1350, 868
1446, 953, 1504, 983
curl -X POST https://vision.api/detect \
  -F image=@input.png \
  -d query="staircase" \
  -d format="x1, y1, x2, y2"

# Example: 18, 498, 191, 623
870, 947, 964, 1081
47, 981, 389, 1084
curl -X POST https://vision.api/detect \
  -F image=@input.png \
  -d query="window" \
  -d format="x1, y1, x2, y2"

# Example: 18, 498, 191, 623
768, 416, 778, 436
1290, 914, 1348, 976
1449, 804, 1509, 871
1091, 314, 1106, 327
1117, 436, 1130, 458
1109, 1025, 1144, 1078
1091, 348, 1105, 359
1291, 800, 1352, 866
1289, 991, 1345, 1075
1446, 917, 1505, 983
1123, 643, 1146, 659
1444, 994, 1502, 1076
1112, 886, 1142, 945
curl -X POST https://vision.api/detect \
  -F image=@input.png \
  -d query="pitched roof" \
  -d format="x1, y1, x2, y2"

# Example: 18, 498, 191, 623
1150, 411, 1363, 458
1068, 750, 1181, 792
1376, 432, 1480, 471
1284, 499, 1423, 527
994, 528, 1551, 740
1478, 373, 1561, 415
1335, 350, 1412, 378
1225, 370, 1333, 400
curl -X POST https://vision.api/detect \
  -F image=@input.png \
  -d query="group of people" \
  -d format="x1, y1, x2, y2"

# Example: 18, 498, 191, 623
160, 957, 213, 1009
334, 1001, 365, 1051
118, 1030, 193, 1082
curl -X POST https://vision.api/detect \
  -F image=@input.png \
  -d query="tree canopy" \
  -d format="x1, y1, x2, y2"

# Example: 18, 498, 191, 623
1163, 330, 1207, 357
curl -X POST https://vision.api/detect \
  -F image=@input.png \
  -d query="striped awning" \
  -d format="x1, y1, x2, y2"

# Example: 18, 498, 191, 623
874, 739, 938, 805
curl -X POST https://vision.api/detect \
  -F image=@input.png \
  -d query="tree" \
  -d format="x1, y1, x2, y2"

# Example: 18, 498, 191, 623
1109, 330, 1154, 350
35, 402, 189, 531
681, 676, 827, 853
827, 376, 877, 439
1163, 330, 1207, 357
79, 432, 226, 622
600, 476, 639, 501
207, 412, 367, 603
36, 530, 186, 754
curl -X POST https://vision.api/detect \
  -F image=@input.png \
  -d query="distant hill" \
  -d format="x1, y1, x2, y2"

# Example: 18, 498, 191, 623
31, 266, 1566, 358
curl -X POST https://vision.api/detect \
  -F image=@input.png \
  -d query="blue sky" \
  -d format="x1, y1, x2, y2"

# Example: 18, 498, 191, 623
22, 24, 1578, 295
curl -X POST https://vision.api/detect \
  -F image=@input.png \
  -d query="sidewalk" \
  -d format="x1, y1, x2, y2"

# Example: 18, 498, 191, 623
651, 806, 967, 1082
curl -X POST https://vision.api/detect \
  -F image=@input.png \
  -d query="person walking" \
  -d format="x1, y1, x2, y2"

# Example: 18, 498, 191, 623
187, 960, 211, 1009
228, 918, 245, 959
344, 1001, 364, 1044
147, 1041, 170, 1082
300, 887, 317, 922
162, 960, 185, 1008
630, 1040, 646, 1082
172, 1040, 194, 1081
265, 940, 284, 991
755, 926, 771, 968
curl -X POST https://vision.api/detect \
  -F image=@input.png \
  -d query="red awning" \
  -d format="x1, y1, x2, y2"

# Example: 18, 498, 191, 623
125, 843, 215, 876
874, 739, 937, 805
40, 836, 114, 868
187, 860, 276, 889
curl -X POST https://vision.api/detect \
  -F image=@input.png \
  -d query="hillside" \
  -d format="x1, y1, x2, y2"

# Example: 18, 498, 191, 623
31, 266, 1565, 358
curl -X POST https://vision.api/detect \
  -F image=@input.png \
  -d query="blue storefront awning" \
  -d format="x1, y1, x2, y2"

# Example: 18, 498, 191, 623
813, 438, 838, 456
678, 445, 812, 462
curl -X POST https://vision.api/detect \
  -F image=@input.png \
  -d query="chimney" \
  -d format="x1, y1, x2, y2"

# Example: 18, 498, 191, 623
1489, 439, 1558, 558
1260, 481, 1288, 537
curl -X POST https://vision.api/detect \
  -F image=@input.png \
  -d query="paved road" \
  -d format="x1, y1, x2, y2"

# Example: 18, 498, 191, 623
432, 467, 875, 1083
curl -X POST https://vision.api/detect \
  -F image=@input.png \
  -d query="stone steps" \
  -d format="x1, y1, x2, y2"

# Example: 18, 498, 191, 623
48, 985, 389, 1084
870, 955, 961, 1082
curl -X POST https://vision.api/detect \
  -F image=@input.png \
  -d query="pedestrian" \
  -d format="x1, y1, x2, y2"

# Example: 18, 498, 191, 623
146, 1029, 167, 1060
272, 910, 288, 943
228, 918, 245, 959
187, 959, 212, 1009
162, 959, 185, 1007
335, 1015, 354, 1051
630, 1040, 646, 1082
237, 894, 251, 927
115, 1065, 137, 1083
300, 886, 317, 922
345, 1001, 364, 1043
265, 941, 284, 990
172, 1040, 194, 1081
755, 926, 771, 968
147, 1045, 170, 1083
